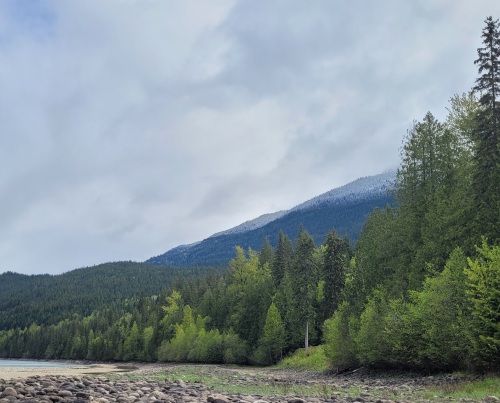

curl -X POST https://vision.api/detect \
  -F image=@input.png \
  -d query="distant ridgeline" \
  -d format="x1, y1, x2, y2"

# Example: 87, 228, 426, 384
147, 171, 396, 267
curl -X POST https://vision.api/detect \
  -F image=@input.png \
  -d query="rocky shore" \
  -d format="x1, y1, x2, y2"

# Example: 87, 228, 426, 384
0, 374, 398, 403
0, 364, 497, 402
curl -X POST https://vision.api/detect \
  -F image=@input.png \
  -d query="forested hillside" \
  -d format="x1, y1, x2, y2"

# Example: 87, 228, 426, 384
0, 262, 219, 330
0, 17, 498, 372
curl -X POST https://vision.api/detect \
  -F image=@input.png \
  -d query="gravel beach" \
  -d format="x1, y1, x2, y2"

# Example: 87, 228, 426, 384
0, 363, 495, 402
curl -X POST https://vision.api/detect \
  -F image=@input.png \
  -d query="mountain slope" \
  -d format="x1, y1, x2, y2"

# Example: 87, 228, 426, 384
0, 262, 217, 330
148, 171, 396, 267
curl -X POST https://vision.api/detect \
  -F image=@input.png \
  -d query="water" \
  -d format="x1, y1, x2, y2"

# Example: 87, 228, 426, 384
0, 359, 77, 368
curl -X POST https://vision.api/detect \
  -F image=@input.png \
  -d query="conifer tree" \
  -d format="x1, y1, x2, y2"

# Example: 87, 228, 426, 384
472, 16, 500, 244
272, 231, 293, 285
259, 237, 275, 268
291, 226, 317, 349
322, 231, 349, 318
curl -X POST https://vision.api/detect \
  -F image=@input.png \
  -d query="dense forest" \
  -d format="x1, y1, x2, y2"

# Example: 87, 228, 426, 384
0, 262, 221, 330
0, 17, 499, 372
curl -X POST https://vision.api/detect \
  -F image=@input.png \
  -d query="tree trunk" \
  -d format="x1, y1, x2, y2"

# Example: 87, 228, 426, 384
305, 321, 309, 350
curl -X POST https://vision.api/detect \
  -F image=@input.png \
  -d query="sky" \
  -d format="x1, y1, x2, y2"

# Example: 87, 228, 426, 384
0, 0, 498, 275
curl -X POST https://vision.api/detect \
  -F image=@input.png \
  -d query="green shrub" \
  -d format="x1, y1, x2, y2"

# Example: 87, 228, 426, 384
323, 301, 358, 370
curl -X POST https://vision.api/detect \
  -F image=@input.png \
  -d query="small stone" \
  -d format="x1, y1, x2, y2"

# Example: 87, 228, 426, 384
288, 399, 306, 403
208, 395, 229, 403
1, 387, 17, 398
76, 392, 90, 398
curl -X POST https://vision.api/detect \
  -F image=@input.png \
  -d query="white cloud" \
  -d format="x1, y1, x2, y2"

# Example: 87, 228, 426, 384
0, 0, 499, 273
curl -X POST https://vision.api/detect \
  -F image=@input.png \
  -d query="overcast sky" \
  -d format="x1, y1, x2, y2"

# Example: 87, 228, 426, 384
0, 1, 498, 275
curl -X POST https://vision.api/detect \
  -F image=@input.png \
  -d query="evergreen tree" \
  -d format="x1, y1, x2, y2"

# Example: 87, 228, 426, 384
472, 17, 500, 245
272, 231, 293, 285
321, 231, 349, 319
291, 226, 317, 349
259, 237, 275, 268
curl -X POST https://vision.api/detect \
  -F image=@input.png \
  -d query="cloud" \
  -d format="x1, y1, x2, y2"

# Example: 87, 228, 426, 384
0, 0, 498, 274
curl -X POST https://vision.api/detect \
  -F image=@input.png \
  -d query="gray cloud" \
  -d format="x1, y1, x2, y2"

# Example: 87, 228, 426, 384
0, 0, 498, 274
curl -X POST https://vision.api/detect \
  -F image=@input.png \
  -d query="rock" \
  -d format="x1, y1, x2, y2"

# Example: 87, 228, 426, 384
208, 394, 229, 403
0, 387, 17, 398
288, 399, 306, 403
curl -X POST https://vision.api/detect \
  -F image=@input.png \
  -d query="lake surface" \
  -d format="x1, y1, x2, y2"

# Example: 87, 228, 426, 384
0, 359, 77, 368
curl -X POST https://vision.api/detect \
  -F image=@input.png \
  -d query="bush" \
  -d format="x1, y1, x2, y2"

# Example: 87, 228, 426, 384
323, 301, 358, 370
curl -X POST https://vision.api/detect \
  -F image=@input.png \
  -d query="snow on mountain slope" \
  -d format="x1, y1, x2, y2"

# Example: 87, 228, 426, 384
291, 170, 396, 212
209, 211, 287, 238
208, 170, 395, 239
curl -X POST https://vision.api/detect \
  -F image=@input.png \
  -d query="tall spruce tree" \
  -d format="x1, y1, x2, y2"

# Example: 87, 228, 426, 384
321, 231, 349, 319
259, 237, 275, 268
291, 226, 317, 349
272, 231, 293, 285
472, 16, 500, 245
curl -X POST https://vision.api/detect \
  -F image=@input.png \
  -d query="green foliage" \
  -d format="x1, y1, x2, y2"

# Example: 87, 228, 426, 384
320, 231, 349, 320
277, 345, 328, 372
0, 263, 218, 330
158, 305, 203, 362
409, 248, 472, 369
272, 231, 293, 285
255, 302, 285, 364
290, 227, 318, 348
226, 247, 274, 348
355, 290, 391, 366
464, 242, 500, 369
472, 17, 500, 245
323, 301, 358, 370
259, 237, 275, 268
221, 329, 248, 364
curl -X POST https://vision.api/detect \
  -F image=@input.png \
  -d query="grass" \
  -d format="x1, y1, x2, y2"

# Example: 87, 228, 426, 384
276, 345, 328, 372
110, 359, 500, 401
112, 362, 345, 398
424, 375, 500, 401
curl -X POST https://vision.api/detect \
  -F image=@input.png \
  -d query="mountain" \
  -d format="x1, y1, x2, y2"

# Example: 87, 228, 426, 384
147, 170, 396, 267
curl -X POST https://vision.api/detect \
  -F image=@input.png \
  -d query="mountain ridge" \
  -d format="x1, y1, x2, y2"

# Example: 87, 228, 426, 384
147, 170, 396, 267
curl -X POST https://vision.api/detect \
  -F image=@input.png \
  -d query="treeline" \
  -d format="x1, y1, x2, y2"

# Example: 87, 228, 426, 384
323, 17, 500, 372
0, 228, 350, 365
0, 262, 220, 330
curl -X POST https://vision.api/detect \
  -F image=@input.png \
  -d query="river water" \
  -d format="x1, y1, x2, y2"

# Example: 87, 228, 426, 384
0, 359, 77, 368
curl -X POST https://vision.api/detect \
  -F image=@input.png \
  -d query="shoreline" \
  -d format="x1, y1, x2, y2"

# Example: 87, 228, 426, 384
0, 362, 127, 380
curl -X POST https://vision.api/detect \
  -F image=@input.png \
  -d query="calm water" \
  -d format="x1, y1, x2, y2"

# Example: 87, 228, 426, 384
0, 359, 77, 368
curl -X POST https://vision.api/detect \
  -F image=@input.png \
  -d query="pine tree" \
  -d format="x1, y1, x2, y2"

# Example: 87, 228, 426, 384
272, 231, 293, 285
259, 237, 275, 268
322, 231, 349, 319
472, 16, 500, 244
291, 226, 317, 349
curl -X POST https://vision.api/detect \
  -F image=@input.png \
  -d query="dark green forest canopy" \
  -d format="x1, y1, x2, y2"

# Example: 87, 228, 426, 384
0, 262, 222, 330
